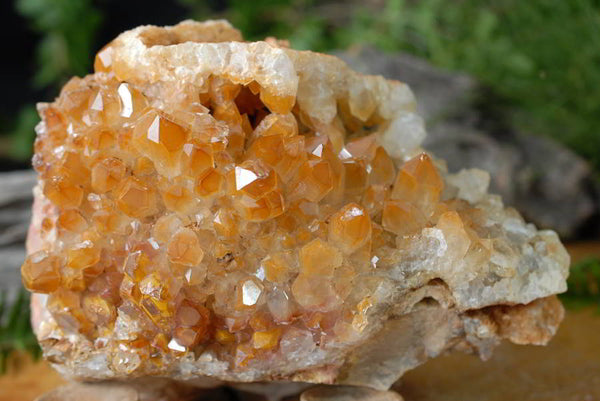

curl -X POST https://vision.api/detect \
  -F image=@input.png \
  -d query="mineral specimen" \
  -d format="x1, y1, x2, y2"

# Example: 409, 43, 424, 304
23, 19, 569, 394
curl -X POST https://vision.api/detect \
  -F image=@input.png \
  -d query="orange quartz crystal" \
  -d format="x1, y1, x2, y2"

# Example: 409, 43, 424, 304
22, 251, 61, 293
22, 20, 568, 384
23, 57, 457, 367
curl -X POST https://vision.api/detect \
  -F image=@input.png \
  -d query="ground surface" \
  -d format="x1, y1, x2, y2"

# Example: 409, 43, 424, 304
397, 306, 600, 401
0, 242, 598, 401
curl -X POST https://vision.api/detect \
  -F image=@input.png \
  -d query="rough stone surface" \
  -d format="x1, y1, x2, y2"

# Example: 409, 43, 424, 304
23, 20, 568, 393
35, 379, 203, 401
0, 170, 36, 305
36, 381, 405, 401
395, 306, 600, 401
338, 46, 599, 239
301, 385, 404, 401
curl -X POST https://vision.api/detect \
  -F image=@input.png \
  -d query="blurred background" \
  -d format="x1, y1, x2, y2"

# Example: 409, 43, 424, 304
2, 0, 600, 239
1, 1, 600, 399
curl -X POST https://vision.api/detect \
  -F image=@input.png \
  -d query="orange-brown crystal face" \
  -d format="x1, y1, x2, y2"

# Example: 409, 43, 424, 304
23, 49, 482, 372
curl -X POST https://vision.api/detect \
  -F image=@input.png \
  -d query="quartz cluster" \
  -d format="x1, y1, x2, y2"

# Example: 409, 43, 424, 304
23, 20, 569, 391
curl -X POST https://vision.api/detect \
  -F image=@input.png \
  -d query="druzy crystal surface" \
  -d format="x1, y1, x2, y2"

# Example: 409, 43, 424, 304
23, 20, 569, 390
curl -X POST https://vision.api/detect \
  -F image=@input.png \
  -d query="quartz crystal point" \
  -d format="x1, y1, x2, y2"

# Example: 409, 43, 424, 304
23, 20, 569, 392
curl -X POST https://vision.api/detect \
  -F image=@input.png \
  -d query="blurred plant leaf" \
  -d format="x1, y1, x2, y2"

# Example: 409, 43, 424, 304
9, 0, 102, 161
9, 105, 39, 161
34, 33, 69, 87
0, 289, 41, 374
16, 0, 102, 88
562, 257, 600, 310
287, 17, 327, 51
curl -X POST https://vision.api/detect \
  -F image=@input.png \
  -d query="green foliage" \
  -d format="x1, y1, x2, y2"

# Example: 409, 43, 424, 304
10, 105, 39, 161
561, 257, 600, 309
0, 289, 40, 373
15, 0, 102, 88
